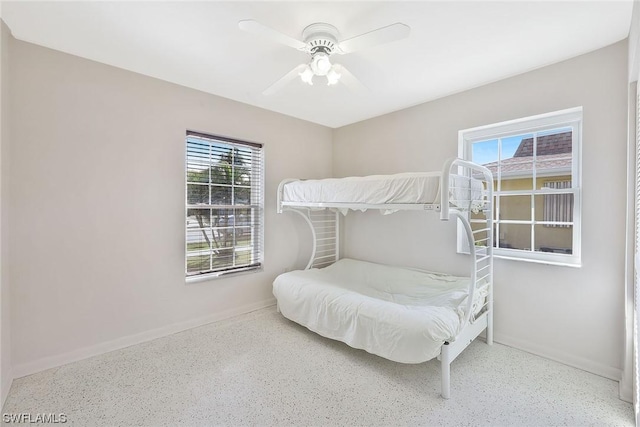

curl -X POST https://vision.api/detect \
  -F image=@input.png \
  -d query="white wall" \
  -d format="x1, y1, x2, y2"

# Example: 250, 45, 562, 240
333, 41, 629, 380
8, 38, 333, 375
0, 18, 11, 404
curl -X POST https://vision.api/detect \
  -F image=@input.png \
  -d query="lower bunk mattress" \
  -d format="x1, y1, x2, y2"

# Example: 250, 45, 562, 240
273, 258, 480, 364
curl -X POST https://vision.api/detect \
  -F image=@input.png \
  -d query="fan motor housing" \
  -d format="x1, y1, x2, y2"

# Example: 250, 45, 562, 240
302, 23, 340, 55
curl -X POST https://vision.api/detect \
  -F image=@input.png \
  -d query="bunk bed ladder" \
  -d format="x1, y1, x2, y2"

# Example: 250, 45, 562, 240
284, 207, 340, 270
439, 158, 494, 399
307, 209, 340, 269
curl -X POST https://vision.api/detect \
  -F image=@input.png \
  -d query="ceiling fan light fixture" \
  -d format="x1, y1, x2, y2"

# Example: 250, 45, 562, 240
239, 19, 409, 95
299, 65, 314, 85
326, 66, 341, 86
310, 53, 332, 76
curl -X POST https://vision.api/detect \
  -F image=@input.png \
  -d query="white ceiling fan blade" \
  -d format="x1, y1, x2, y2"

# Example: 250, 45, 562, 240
333, 64, 367, 94
263, 64, 307, 96
337, 23, 410, 54
238, 19, 307, 51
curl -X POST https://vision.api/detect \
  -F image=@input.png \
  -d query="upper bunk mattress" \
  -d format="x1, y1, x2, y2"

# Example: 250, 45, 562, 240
282, 172, 442, 205
281, 172, 484, 209
273, 258, 479, 364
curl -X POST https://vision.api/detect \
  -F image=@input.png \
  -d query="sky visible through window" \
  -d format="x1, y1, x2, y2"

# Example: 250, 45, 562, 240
472, 135, 523, 165
472, 127, 572, 166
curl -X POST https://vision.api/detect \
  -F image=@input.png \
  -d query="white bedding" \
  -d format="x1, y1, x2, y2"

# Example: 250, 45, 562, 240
273, 258, 478, 364
282, 172, 442, 205
281, 172, 484, 213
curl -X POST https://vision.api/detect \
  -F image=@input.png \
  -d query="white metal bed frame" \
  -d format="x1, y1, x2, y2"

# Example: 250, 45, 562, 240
276, 157, 494, 398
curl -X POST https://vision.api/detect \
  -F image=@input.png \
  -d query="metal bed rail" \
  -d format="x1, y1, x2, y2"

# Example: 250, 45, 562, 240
438, 158, 494, 398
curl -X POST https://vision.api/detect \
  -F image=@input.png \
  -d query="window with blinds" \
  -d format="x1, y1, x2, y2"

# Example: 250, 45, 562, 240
185, 131, 263, 279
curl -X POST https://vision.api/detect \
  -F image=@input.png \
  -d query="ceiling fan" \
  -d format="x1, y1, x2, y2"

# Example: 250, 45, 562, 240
238, 19, 411, 95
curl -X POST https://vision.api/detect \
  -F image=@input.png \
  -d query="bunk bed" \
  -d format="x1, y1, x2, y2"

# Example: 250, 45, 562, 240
274, 158, 494, 398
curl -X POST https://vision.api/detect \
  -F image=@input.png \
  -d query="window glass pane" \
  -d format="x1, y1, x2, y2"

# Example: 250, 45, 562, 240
472, 139, 498, 184
187, 229, 213, 252
234, 247, 252, 266
211, 144, 232, 161
234, 186, 252, 205
210, 163, 233, 185
537, 176, 572, 190
187, 208, 210, 229
235, 208, 253, 247
235, 229, 252, 248
211, 208, 233, 227
500, 175, 533, 191
234, 148, 253, 185
471, 139, 504, 192
498, 195, 531, 221
186, 141, 210, 184
506, 133, 534, 158
187, 184, 209, 205
212, 248, 234, 270
187, 214, 211, 253
187, 254, 211, 274
498, 223, 531, 251
210, 185, 232, 205
535, 224, 573, 254
534, 193, 574, 223
235, 208, 252, 226
210, 209, 234, 258
500, 133, 533, 190
186, 165, 209, 184
535, 128, 572, 179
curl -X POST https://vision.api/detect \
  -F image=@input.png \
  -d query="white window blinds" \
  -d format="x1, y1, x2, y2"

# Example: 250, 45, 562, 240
634, 89, 640, 418
185, 131, 264, 278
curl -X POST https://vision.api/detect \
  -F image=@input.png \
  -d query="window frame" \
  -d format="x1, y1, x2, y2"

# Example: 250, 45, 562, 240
185, 131, 264, 282
458, 107, 582, 267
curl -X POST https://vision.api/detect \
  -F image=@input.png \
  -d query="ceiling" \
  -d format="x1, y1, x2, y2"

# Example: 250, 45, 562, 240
1, 1, 634, 128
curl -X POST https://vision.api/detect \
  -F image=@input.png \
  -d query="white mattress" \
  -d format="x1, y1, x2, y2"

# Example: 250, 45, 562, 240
281, 172, 484, 213
273, 258, 478, 364
282, 172, 442, 205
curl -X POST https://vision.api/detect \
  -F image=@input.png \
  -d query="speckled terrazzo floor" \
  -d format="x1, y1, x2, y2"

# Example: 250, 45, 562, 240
2, 306, 633, 427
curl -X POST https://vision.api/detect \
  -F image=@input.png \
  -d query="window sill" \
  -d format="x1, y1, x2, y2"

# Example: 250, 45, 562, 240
185, 265, 263, 284
493, 253, 581, 268
459, 246, 581, 267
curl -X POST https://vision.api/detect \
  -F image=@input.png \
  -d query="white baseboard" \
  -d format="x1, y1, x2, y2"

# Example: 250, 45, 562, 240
494, 332, 622, 382
619, 375, 633, 403
13, 298, 276, 379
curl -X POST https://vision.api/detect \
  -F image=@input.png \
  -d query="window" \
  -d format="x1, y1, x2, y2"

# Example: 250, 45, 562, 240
459, 107, 581, 266
185, 131, 264, 279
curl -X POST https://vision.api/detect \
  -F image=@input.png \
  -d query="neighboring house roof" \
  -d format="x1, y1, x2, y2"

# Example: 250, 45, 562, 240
514, 132, 572, 157
482, 131, 572, 177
